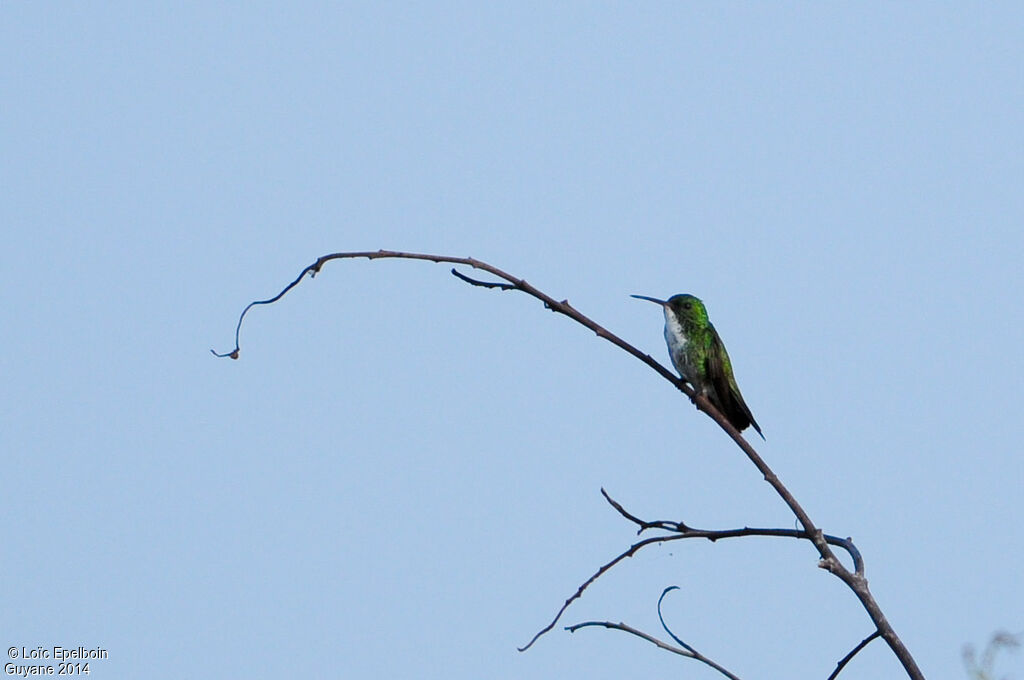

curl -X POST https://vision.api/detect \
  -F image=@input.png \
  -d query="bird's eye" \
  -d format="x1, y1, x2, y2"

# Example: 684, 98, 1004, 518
683, 302, 692, 309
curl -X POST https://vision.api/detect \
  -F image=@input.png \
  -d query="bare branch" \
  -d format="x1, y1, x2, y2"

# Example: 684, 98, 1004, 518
525, 489, 865, 651
566, 621, 695, 658
828, 631, 882, 680
518, 533, 686, 651
213, 250, 693, 392
567, 619, 742, 680
214, 250, 924, 680
601, 489, 865, 574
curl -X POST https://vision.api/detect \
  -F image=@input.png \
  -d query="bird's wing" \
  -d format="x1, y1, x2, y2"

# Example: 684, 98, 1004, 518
706, 326, 764, 439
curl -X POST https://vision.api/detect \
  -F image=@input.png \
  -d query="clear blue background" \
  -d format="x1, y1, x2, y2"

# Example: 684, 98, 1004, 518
3, 3, 1022, 678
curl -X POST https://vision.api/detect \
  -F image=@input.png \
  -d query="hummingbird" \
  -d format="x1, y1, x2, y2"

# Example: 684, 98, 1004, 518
632, 293, 763, 439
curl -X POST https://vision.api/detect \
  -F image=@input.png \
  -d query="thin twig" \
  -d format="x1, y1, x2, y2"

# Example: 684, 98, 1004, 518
517, 533, 687, 651
449, 267, 515, 290
657, 586, 698, 654
600, 487, 680, 532
828, 631, 882, 680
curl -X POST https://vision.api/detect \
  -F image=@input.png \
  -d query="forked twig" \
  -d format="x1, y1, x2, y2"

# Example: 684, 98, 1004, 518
567, 621, 741, 680
564, 586, 742, 680
601, 489, 865, 575
522, 489, 865, 651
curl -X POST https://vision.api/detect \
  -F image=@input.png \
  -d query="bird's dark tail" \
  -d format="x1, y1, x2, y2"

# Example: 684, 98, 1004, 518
713, 386, 764, 440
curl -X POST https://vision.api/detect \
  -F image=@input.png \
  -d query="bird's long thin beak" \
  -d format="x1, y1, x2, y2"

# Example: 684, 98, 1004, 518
631, 294, 667, 306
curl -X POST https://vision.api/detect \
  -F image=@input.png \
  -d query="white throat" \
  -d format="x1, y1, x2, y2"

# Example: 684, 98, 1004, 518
663, 308, 689, 367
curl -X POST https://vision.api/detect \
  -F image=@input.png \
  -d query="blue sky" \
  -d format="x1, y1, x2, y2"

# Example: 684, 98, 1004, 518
3, 3, 1022, 679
